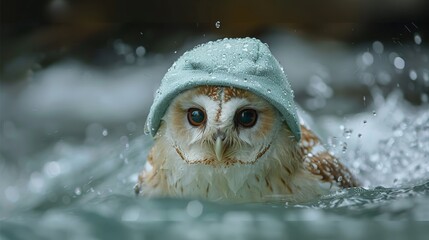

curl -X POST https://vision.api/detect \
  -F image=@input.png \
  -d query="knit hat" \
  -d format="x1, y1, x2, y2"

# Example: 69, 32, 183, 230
145, 38, 301, 141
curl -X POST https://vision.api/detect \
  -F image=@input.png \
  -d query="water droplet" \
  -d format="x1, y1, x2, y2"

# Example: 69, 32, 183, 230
393, 57, 405, 70
362, 52, 374, 66
423, 72, 429, 82
74, 187, 81, 196
44, 161, 61, 178
343, 128, 353, 139
143, 123, 150, 135
5, 186, 20, 203
122, 207, 140, 222
372, 41, 384, 54
125, 54, 135, 64
267, 89, 272, 93
186, 200, 203, 218
102, 129, 108, 136
372, 111, 377, 116
377, 71, 391, 85
120, 136, 128, 145
363, 120, 367, 124
135, 46, 146, 57
358, 133, 362, 138
361, 72, 375, 86
421, 93, 428, 103
28, 172, 44, 193
215, 21, 221, 29
409, 70, 417, 80
341, 142, 348, 153
414, 33, 422, 45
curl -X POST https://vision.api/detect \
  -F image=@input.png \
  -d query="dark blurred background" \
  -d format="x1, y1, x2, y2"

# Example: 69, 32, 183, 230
2, 0, 429, 79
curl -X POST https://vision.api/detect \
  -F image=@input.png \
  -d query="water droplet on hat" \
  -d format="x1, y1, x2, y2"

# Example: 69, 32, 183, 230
143, 122, 150, 135
267, 89, 271, 93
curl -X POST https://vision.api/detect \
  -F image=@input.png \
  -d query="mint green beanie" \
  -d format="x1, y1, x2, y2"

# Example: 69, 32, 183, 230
145, 38, 301, 141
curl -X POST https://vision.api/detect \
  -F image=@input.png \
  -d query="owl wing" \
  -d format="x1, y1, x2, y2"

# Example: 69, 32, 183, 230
299, 124, 359, 188
135, 148, 155, 195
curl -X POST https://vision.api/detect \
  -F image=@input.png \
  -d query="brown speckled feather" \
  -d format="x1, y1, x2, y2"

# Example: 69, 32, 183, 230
300, 125, 359, 188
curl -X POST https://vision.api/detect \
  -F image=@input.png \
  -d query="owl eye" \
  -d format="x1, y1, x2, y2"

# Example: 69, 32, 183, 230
187, 108, 206, 126
235, 109, 258, 128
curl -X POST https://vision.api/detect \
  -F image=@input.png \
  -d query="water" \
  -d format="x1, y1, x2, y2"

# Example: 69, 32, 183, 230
1, 33, 429, 239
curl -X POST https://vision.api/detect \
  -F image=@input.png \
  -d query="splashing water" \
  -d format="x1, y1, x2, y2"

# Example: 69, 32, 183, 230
1, 33, 429, 239
320, 91, 429, 188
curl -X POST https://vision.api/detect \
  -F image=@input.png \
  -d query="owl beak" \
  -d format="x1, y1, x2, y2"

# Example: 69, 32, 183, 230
214, 130, 226, 161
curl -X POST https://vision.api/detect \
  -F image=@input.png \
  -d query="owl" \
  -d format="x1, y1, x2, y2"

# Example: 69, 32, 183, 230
135, 38, 359, 203
135, 86, 358, 203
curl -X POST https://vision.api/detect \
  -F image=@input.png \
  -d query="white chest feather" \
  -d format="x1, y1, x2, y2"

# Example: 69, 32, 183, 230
140, 133, 333, 203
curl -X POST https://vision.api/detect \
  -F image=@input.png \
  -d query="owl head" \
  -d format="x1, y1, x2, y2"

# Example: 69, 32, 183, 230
159, 86, 297, 166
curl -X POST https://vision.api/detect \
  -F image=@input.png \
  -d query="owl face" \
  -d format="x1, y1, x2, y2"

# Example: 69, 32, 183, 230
159, 86, 291, 166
